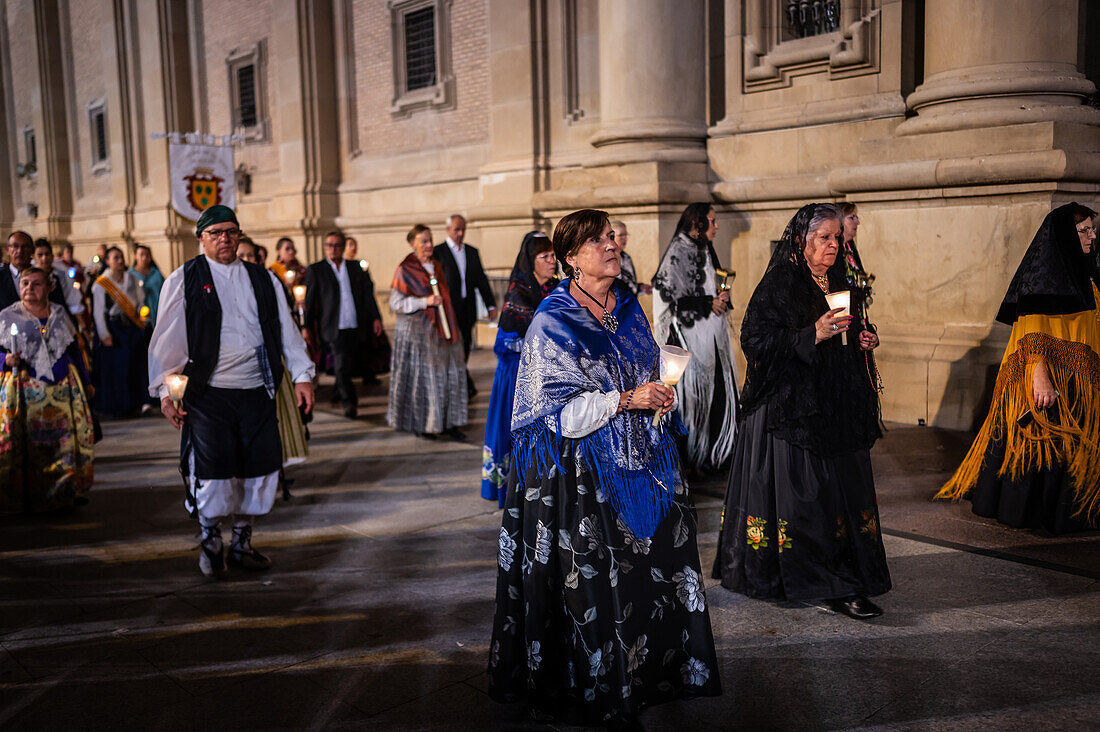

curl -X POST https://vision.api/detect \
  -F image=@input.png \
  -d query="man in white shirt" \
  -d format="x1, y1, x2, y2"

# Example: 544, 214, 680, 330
148, 205, 316, 579
433, 214, 498, 398
302, 231, 383, 419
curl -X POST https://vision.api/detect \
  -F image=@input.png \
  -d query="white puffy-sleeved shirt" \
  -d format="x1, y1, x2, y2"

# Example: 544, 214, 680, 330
148, 256, 315, 399
556, 389, 677, 438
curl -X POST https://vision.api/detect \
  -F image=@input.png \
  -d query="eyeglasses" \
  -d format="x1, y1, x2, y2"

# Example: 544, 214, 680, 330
1078, 226, 1096, 235
204, 228, 240, 240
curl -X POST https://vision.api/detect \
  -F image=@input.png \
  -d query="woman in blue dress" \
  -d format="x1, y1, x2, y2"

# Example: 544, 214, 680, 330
129, 245, 165, 327
488, 210, 720, 727
481, 231, 558, 506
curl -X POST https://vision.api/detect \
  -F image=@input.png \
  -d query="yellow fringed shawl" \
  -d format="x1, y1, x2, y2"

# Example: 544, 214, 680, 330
936, 285, 1100, 523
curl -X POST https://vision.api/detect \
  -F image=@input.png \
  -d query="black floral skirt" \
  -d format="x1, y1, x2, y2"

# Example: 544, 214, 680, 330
488, 438, 721, 724
712, 404, 891, 602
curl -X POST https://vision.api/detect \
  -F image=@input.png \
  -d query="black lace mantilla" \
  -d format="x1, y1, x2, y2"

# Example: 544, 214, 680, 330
738, 204, 881, 455
997, 202, 1100, 324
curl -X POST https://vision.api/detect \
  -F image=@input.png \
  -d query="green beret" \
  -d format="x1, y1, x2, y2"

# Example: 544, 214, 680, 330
195, 205, 239, 237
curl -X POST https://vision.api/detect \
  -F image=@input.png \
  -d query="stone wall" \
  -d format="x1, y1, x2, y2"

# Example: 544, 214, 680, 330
1, 0, 1098, 428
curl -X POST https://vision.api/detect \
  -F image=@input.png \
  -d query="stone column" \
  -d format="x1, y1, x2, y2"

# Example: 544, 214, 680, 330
269, 0, 341, 262
29, 0, 74, 242
898, 0, 1099, 135
589, 0, 708, 164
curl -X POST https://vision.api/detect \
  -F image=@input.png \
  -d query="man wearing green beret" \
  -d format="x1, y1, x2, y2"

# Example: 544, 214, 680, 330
148, 205, 316, 579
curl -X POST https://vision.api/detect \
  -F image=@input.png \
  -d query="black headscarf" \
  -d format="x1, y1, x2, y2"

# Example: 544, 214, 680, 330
498, 231, 557, 337
738, 203, 880, 455
996, 203, 1100, 325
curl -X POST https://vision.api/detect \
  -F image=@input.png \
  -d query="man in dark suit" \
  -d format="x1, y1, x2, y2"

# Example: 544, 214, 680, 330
1, 231, 70, 313
433, 214, 497, 397
302, 231, 384, 419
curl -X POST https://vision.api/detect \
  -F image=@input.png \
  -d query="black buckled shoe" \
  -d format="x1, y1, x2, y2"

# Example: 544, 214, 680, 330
827, 595, 883, 620
199, 530, 229, 580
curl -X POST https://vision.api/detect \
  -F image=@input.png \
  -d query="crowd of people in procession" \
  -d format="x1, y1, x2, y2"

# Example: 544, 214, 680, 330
2, 196, 1098, 728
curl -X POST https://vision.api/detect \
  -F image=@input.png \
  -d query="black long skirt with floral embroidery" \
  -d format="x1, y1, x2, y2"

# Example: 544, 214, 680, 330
712, 404, 892, 601
488, 438, 722, 724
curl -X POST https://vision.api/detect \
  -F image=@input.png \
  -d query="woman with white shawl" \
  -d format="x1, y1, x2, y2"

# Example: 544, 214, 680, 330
0, 267, 95, 512
652, 203, 739, 473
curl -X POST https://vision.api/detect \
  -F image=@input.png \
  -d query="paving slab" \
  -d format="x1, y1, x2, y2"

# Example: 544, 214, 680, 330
0, 350, 1097, 730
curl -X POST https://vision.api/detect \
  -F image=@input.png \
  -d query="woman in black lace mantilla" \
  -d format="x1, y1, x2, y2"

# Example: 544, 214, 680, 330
712, 203, 891, 620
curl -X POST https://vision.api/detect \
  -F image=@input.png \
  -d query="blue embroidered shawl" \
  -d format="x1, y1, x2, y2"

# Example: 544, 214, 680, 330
511, 279, 685, 538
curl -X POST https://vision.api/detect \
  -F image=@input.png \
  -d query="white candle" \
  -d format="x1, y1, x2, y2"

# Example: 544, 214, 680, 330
166, 374, 188, 405
653, 345, 692, 427
359, 259, 369, 272
428, 277, 452, 341
292, 284, 307, 303
825, 290, 851, 346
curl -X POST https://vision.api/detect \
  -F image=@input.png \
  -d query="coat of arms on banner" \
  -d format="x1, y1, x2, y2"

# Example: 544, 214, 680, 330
184, 169, 224, 211
168, 142, 236, 221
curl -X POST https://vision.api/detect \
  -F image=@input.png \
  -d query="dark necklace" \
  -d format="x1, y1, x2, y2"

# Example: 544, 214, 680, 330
574, 279, 618, 332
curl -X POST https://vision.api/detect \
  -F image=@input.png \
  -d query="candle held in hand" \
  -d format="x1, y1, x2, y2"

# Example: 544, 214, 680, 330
653, 345, 692, 427
166, 374, 189, 408
825, 290, 851, 346
428, 277, 452, 341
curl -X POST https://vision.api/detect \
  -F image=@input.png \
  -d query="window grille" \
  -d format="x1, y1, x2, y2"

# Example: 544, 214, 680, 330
237, 64, 258, 128
93, 110, 107, 162
24, 128, 35, 166
404, 7, 436, 92
783, 0, 841, 40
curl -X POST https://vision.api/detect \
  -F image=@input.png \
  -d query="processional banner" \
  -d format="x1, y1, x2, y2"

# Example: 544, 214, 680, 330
168, 142, 236, 221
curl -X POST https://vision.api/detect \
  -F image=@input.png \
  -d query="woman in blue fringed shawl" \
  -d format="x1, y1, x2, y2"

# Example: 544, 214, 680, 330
488, 210, 721, 728
481, 231, 558, 507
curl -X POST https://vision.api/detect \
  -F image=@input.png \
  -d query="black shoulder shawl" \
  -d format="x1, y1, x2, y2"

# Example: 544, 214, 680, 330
738, 204, 881, 455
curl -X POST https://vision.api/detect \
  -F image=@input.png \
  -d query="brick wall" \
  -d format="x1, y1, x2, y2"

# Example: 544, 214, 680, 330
69, 0, 109, 207
7, 0, 37, 211
200, 0, 280, 184
354, 0, 490, 157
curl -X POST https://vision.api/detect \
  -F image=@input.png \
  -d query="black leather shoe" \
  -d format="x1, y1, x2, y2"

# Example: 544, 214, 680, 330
827, 595, 883, 620
227, 545, 271, 571
343, 406, 358, 419
445, 427, 467, 441
417, 432, 439, 440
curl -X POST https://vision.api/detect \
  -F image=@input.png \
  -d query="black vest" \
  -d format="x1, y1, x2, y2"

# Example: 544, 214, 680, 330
181, 255, 284, 399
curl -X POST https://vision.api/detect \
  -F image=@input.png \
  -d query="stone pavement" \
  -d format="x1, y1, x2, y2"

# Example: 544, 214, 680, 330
1, 350, 1098, 731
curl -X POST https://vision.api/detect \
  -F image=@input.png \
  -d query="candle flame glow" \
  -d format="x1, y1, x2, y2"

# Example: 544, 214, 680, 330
166, 374, 189, 401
